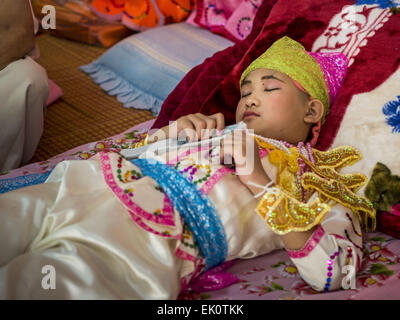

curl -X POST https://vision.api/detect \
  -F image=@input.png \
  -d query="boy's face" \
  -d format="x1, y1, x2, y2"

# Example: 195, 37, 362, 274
236, 68, 311, 143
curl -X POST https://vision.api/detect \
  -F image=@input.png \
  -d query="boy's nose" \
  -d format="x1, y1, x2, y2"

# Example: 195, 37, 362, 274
246, 96, 260, 108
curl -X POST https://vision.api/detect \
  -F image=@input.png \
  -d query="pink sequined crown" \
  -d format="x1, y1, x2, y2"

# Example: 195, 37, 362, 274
308, 52, 349, 105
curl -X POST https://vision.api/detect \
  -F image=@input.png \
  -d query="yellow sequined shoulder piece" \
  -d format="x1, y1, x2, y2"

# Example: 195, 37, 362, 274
311, 146, 362, 170
300, 145, 376, 231
256, 190, 331, 235
254, 141, 376, 234
299, 149, 368, 193
301, 172, 376, 231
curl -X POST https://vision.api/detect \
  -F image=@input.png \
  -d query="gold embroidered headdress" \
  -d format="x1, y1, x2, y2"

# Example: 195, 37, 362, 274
240, 36, 349, 123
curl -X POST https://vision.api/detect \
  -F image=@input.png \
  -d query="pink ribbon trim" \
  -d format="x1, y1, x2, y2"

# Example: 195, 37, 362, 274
286, 224, 325, 259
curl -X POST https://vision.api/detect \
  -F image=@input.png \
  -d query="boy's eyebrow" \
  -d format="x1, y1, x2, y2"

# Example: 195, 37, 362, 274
261, 75, 285, 83
241, 74, 285, 87
241, 79, 251, 87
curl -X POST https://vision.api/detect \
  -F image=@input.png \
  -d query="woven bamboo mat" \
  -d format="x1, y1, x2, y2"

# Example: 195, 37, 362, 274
30, 34, 155, 163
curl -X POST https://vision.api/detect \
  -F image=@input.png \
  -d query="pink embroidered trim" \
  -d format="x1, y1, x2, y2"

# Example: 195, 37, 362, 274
200, 167, 235, 195
175, 247, 197, 263
167, 146, 210, 165
286, 224, 326, 259
99, 151, 177, 228
128, 209, 179, 239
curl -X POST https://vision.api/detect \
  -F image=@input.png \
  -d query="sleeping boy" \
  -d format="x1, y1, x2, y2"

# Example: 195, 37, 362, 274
0, 37, 375, 299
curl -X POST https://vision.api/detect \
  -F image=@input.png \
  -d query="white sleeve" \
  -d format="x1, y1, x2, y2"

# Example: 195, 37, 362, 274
286, 204, 363, 292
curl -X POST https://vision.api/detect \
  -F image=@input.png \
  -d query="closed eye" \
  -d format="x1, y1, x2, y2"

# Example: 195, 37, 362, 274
241, 92, 251, 98
264, 88, 279, 92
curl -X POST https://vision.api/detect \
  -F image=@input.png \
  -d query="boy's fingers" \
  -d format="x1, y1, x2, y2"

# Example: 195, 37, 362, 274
194, 113, 220, 139
209, 112, 225, 132
168, 121, 179, 139
147, 127, 169, 143
187, 114, 207, 141
166, 113, 227, 143
175, 113, 225, 141
195, 113, 217, 129
176, 119, 196, 141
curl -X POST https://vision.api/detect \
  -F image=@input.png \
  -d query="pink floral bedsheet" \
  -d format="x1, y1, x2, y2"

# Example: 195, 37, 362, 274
179, 231, 400, 300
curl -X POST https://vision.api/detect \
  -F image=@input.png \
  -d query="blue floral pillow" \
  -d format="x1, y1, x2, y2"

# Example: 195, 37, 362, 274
80, 22, 234, 116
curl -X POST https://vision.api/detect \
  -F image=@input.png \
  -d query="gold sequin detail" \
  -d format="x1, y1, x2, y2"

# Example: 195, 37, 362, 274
311, 146, 362, 170
299, 152, 368, 192
254, 139, 376, 234
133, 133, 149, 149
256, 190, 331, 235
301, 173, 376, 232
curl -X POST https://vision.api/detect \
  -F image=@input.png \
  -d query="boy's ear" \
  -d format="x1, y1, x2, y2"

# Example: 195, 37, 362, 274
304, 99, 324, 124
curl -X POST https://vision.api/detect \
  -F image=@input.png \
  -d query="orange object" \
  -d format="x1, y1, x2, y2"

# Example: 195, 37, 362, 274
91, 0, 125, 21
157, 0, 194, 24
122, 0, 164, 31
90, 0, 195, 31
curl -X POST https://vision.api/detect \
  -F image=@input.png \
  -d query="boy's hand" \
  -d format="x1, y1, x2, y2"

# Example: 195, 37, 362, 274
148, 113, 225, 143
219, 130, 271, 194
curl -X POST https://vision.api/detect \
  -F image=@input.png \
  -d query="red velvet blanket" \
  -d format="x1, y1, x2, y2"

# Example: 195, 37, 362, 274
152, 0, 400, 151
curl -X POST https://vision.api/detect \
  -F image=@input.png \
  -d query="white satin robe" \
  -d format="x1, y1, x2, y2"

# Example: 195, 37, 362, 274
0, 146, 363, 299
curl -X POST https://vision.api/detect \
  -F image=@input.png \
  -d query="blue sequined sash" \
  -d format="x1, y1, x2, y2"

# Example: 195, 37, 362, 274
0, 171, 53, 194
131, 158, 228, 270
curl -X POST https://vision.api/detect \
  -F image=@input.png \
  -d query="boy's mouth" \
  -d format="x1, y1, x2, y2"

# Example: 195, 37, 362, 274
242, 111, 260, 119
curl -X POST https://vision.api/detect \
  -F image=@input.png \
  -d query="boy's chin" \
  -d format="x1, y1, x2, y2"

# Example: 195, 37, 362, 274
242, 117, 258, 126
242, 118, 260, 132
